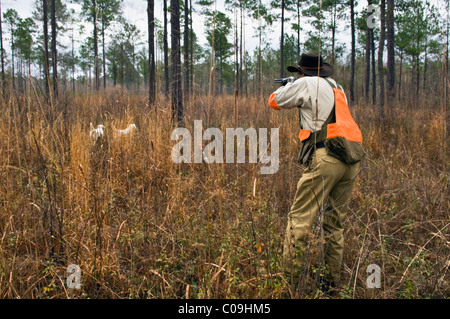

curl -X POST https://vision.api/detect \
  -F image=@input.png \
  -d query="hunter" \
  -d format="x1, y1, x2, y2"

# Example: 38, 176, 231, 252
268, 52, 365, 294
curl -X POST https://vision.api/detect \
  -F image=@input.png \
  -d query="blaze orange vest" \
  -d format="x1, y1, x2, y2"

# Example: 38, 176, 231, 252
297, 79, 365, 165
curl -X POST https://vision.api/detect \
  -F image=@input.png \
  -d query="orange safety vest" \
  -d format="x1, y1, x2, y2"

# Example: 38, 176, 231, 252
297, 79, 365, 165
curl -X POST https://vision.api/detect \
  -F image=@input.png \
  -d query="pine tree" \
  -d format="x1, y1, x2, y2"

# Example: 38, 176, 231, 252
163, 0, 169, 96
148, 0, 155, 107
0, 0, 5, 94
51, 0, 58, 99
386, 0, 395, 100
350, 0, 355, 102
377, 0, 385, 120
171, 0, 183, 124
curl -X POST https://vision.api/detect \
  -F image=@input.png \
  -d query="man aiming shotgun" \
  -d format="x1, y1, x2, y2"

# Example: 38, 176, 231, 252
268, 53, 365, 295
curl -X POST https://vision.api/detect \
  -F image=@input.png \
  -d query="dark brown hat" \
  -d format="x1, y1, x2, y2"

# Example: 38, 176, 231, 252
287, 52, 333, 77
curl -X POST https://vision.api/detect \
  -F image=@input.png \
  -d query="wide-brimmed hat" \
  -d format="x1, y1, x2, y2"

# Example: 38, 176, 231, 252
287, 52, 333, 77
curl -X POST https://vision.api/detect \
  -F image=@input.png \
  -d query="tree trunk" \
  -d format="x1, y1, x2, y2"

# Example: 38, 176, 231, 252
234, 5, 238, 98
51, 0, 58, 99
371, 27, 376, 105
10, 21, 14, 89
350, 0, 355, 102
331, 0, 336, 66
365, 3, 370, 103
93, 0, 99, 91
297, 0, 300, 58
163, 0, 169, 96
148, 0, 155, 107
171, 0, 183, 124
423, 45, 427, 93
0, 0, 5, 94
386, 0, 395, 100
72, 26, 75, 94
378, 0, 385, 120
102, 21, 106, 89
184, 0, 189, 99
416, 55, 420, 99
43, 0, 50, 102
280, 0, 285, 78
190, 0, 194, 95
243, 2, 248, 97
399, 48, 403, 100
239, 2, 243, 94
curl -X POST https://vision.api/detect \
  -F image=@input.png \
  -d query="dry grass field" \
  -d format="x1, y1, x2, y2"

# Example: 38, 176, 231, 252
0, 88, 448, 299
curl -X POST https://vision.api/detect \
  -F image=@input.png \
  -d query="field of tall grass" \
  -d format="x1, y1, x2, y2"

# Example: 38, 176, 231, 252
0, 87, 448, 299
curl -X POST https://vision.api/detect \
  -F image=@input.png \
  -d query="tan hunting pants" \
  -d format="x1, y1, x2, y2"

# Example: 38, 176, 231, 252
282, 147, 359, 284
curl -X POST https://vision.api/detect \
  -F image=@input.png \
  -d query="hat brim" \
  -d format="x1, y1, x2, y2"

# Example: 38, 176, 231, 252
287, 62, 333, 77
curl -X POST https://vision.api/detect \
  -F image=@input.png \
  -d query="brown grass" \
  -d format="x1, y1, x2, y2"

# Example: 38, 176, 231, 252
0, 87, 448, 299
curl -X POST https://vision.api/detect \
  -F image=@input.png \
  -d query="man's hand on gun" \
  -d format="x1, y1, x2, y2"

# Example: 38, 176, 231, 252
274, 77, 296, 86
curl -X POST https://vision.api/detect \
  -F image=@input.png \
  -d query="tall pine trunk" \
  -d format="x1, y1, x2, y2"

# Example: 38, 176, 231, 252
163, 0, 169, 96
0, 1, 5, 94
350, 0, 355, 102
371, 27, 376, 105
148, 0, 155, 107
377, 0, 385, 120
72, 26, 75, 94
297, 0, 300, 58
190, 0, 194, 95
331, 0, 336, 66
93, 0, 99, 91
280, 0, 285, 78
102, 21, 106, 88
365, 3, 371, 103
423, 45, 427, 92
184, 0, 189, 99
386, 0, 395, 100
51, 0, 58, 99
399, 48, 403, 100
42, 0, 51, 103
171, 0, 183, 124
239, 2, 243, 94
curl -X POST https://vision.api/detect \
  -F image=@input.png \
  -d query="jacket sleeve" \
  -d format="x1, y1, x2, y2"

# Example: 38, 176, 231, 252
268, 78, 309, 110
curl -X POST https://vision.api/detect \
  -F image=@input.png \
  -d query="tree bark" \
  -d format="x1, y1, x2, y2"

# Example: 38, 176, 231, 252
102, 20, 106, 89
423, 45, 427, 93
386, 0, 395, 100
331, 0, 336, 66
371, 27, 376, 105
280, 0, 285, 78
297, 0, 300, 58
378, 0, 385, 120
350, 0, 355, 102
0, 1, 5, 94
148, 0, 155, 107
399, 48, 403, 100
184, 0, 189, 99
365, 3, 370, 103
93, 0, 99, 91
190, 0, 194, 96
51, 0, 58, 99
239, 2, 243, 94
163, 0, 169, 96
171, 0, 183, 124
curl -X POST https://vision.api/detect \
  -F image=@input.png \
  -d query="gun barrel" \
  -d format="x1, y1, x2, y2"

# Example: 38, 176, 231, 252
274, 78, 284, 83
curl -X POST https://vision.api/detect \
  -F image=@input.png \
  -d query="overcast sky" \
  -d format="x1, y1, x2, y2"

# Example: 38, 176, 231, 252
1, 0, 447, 67
1, 0, 266, 57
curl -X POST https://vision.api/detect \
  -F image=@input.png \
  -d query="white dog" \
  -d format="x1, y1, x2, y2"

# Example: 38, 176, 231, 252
113, 123, 137, 138
90, 123, 105, 141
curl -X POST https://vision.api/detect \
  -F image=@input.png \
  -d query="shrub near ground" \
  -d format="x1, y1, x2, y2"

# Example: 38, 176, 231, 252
0, 90, 448, 299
